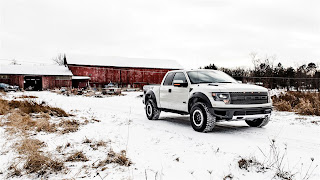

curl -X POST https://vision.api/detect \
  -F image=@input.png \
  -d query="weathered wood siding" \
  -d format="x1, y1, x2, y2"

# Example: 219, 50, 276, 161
68, 65, 173, 88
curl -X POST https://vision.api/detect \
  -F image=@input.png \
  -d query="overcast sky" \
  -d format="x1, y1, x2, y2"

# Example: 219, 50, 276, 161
0, 0, 319, 69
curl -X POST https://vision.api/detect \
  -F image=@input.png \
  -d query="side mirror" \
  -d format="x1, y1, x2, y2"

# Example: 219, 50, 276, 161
173, 80, 188, 87
237, 81, 242, 84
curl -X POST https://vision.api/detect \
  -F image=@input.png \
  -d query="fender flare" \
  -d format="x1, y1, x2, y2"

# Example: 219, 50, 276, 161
145, 91, 158, 108
188, 92, 212, 112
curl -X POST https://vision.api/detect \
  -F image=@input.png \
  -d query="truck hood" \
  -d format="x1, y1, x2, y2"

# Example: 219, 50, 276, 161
194, 83, 268, 92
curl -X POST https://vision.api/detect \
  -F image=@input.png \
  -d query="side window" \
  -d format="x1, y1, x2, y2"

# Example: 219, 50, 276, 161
163, 72, 175, 86
172, 72, 187, 84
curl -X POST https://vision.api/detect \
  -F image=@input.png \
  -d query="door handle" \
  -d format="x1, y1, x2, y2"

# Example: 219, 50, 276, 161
168, 89, 172, 93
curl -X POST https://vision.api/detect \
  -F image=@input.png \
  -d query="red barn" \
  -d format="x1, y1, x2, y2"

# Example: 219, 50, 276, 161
66, 55, 183, 88
0, 65, 72, 90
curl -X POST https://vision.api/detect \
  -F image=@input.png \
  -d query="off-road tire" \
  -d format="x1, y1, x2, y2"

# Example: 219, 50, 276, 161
190, 102, 216, 132
245, 116, 270, 127
145, 99, 161, 120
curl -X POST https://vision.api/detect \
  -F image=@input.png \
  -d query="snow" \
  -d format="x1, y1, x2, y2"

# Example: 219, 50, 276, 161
0, 65, 73, 76
66, 54, 184, 69
1, 91, 319, 179
72, 76, 90, 80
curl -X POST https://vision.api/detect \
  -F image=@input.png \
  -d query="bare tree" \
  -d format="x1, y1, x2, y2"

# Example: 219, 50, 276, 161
10, 59, 20, 65
250, 52, 260, 69
52, 53, 66, 66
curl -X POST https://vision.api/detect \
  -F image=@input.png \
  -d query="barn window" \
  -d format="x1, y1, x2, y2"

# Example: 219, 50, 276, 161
0, 75, 9, 79
55, 76, 71, 80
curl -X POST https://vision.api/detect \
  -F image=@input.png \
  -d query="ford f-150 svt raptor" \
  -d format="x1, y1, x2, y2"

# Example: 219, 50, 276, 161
143, 69, 272, 132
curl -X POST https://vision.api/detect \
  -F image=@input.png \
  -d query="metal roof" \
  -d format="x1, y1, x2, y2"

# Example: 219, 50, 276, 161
0, 65, 73, 76
66, 55, 184, 69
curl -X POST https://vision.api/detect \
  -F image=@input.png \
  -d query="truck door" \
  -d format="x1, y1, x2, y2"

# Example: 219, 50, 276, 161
159, 72, 175, 109
169, 72, 189, 112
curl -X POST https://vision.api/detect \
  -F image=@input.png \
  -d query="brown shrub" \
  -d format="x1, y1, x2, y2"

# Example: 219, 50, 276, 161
273, 100, 292, 112
35, 118, 57, 133
294, 99, 315, 115
8, 100, 68, 117
49, 107, 69, 117
95, 140, 107, 147
59, 119, 79, 134
7, 164, 22, 177
24, 152, 64, 175
0, 98, 10, 115
89, 140, 107, 150
272, 91, 320, 116
6, 112, 36, 132
5, 111, 56, 133
66, 151, 88, 162
14, 138, 64, 177
16, 138, 45, 154
83, 137, 92, 144
97, 150, 131, 167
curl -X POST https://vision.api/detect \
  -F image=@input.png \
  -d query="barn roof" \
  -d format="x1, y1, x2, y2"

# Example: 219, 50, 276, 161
66, 55, 184, 69
0, 65, 73, 76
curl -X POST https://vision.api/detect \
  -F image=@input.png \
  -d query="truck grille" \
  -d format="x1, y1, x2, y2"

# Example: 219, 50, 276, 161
230, 92, 268, 104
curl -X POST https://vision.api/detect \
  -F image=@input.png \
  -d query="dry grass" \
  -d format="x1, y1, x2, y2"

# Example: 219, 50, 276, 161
89, 140, 107, 150
24, 152, 64, 175
82, 137, 92, 144
16, 95, 38, 99
66, 151, 89, 162
96, 149, 131, 167
59, 119, 80, 134
0, 98, 69, 117
0, 98, 10, 115
35, 118, 57, 132
0, 90, 7, 96
8, 100, 69, 117
7, 164, 22, 177
236, 139, 318, 180
238, 157, 266, 172
1, 93, 127, 178
273, 91, 320, 116
4, 111, 57, 133
6, 111, 35, 132
9, 137, 65, 177
16, 138, 46, 154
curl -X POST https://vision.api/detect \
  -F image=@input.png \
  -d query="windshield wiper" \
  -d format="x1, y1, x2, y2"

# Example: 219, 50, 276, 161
216, 82, 233, 83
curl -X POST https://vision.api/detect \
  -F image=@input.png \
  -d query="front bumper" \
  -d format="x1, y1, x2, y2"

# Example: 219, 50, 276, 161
208, 106, 272, 121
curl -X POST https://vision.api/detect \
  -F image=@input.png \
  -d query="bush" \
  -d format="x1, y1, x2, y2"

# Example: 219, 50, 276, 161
272, 92, 320, 116
96, 149, 132, 167
11, 138, 64, 177
66, 151, 88, 162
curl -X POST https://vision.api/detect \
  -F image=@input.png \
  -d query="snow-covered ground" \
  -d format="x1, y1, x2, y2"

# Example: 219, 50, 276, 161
1, 91, 319, 179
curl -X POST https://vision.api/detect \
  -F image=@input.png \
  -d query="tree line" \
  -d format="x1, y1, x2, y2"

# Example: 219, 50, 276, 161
203, 54, 320, 91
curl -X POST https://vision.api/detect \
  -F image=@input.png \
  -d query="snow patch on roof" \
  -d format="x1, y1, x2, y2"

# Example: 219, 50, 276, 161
0, 65, 73, 76
66, 55, 184, 69
72, 76, 90, 80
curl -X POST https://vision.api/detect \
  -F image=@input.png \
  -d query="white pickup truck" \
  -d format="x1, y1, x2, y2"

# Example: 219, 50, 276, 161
143, 69, 272, 132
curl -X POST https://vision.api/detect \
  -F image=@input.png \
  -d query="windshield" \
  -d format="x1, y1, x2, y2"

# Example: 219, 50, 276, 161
187, 71, 237, 84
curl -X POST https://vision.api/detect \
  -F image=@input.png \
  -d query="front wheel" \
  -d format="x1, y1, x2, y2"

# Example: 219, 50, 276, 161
190, 102, 216, 132
145, 99, 161, 120
245, 116, 270, 127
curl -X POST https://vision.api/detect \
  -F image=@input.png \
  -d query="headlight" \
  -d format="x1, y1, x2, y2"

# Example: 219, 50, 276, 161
212, 92, 231, 104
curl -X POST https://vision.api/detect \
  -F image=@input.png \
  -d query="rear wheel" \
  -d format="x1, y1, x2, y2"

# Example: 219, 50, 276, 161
190, 102, 216, 132
145, 99, 161, 120
245, 116, 270, 127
